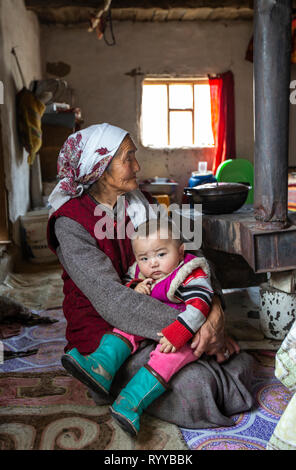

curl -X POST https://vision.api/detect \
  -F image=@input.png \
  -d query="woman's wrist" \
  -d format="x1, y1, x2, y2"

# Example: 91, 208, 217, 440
207, 295, 225, 333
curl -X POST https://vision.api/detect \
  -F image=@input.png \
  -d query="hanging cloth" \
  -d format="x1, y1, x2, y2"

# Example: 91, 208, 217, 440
209, 71, 236, 175
12, 47, 46, 165
16, 87, 46, 164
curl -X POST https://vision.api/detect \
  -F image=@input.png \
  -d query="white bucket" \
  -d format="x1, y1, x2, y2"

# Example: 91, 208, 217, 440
21, 208, 56, 264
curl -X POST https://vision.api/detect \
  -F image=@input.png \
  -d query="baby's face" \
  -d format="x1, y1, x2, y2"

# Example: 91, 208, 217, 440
133, 234, 184, 280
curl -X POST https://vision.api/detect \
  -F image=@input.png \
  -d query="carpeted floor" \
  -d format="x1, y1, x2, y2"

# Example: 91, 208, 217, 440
180, 352, 293, 450
0, 268, 292, 450
1, 306, 290, 450
0, 371, 187, 450
0, 268, 65, 311
0, 308, 66, 373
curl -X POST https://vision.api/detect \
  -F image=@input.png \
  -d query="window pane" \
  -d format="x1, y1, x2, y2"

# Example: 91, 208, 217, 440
169, 111, 193, 146
169, 84, 193, 109
194, 84, 214, 147
142, 85, 168, 147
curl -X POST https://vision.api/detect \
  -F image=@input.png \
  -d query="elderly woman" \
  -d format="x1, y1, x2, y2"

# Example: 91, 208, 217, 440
47, 123, 253, 429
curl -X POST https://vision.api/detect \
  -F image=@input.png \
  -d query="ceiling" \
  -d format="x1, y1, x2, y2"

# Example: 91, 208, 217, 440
25, 0, 259, 24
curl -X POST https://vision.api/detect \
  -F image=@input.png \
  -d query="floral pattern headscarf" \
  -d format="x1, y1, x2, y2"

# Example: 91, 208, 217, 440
48, 123, 128, 213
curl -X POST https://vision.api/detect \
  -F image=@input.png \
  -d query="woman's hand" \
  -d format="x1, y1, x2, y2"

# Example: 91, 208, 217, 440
191, 295, 227, 360
134, 278, 153, 295
214, 335, 240, 363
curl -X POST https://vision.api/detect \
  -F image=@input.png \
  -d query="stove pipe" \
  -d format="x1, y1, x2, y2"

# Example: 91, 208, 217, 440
253, 0, 292, 229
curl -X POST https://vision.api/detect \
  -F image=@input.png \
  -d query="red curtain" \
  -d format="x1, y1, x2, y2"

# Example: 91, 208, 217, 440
209, 71, 236, 175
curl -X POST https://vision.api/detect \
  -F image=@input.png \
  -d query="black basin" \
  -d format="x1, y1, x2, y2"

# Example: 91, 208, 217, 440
184, 182, 251, 215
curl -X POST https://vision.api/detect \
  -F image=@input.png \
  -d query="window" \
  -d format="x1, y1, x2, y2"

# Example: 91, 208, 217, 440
141, 78, 215, 149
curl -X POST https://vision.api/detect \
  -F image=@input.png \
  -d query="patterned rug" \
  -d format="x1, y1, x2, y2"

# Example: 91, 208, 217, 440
180, 353, 293, 450
0, 284, 292, 450
0, 268, 64, 311
0, 308, 66, 373
0, 371, 187, 450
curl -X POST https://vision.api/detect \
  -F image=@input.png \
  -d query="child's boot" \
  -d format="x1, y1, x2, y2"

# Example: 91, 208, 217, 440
61, 332, 133, 396
110, 365, 168, 436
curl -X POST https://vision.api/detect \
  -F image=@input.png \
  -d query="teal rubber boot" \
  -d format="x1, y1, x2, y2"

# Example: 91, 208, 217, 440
61, 333, 132, 396
110, 365, 168, 436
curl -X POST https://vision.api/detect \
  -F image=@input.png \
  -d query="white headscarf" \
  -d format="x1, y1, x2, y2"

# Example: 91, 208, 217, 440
48, 123, 128, 214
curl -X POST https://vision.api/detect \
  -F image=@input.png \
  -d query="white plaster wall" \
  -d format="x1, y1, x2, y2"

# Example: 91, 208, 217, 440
41, 20, 255, 202
0, 0, 42, 237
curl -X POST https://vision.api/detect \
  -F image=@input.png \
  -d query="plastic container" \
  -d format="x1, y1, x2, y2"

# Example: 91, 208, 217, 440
198, 161, 208, 173
215, 159, 254, 204
20, 208, 56, 264
188, 171, 217, 188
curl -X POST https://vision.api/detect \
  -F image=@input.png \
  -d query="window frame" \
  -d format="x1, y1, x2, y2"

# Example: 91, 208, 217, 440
142, 77, 212, 148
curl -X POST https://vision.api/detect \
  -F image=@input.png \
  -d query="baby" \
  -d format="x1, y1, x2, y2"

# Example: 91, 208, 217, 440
122, 219, 213, 354
107, 219, 214, 436
70, 218, 214, 437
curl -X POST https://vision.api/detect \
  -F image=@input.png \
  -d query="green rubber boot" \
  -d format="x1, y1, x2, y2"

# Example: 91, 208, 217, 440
61, 332, 132, 396
110, 365, 168, 436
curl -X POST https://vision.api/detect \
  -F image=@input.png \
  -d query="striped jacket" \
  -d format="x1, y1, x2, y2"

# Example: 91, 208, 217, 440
125, 253, 214, 349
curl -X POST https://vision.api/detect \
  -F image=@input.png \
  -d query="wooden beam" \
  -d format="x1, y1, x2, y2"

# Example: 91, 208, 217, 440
25, 0, 254, 10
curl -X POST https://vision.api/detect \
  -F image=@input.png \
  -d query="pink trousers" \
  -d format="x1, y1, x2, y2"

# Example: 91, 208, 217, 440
113, 328, 197, 383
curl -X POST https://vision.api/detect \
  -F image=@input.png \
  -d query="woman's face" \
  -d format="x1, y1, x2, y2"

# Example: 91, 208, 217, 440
104, 135, 140, 194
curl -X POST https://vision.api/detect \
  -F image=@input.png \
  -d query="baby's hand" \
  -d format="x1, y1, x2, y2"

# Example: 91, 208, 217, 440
157, 333, 177, 353
134, 278, 153, 295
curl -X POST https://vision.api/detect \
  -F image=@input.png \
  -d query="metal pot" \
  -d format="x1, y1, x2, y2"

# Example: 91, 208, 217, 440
184, 182, 251, 215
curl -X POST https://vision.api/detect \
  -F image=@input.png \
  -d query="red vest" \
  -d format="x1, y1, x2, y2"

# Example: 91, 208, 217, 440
47, 192, 148, 354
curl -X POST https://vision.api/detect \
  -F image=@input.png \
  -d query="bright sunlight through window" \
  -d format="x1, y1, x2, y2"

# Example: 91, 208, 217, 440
141, 79, 215, 149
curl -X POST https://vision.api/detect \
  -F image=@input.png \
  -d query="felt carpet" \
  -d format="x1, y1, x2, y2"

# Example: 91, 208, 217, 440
180, 352, 293, 450
0, 371, 187, 451
0, 279, 290, 450
0, 308, 66, 373
0, 268, 64, 311
1, 309, 291, 451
